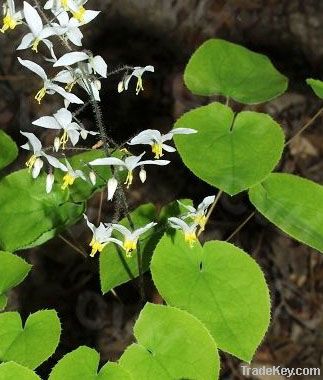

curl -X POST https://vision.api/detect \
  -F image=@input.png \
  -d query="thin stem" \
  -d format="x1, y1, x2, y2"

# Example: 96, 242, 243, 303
58, 234, 87, 257
197, 190, 223, 237
285, 106, 323, 147
97, 190, 104, 225
226, 211, 255, 242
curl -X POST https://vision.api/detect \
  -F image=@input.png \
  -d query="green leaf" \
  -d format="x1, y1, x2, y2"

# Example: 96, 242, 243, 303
151, 233, 271, 362
49, 346, 132, 380
0, 310, 61, 369
184, 39, 288, 104
119, 303, 219, 380
306, 78, 323, 99
0, 362, 41, 380
0, 251, 31, 310
174, 102, 284, 195
249, 173, 323, 253
0, 131, 18, 171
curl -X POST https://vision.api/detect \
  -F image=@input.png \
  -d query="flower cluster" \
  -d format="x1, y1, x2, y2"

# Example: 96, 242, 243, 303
2, 0, 200, 258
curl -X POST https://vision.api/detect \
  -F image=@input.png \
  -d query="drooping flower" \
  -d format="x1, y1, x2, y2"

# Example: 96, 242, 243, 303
67, 0, 100, 24
168, 217, 199, 248
61, 159, 86, 190
18, 57, 84, 104
0, 0, 23, 33
111, 222, 157, 257
84, 214, 114, 257
128, 128, 197, 159
17, 2, 55, 53
20, 131, 66, 179
46, 173, 55, 193
107, 177, 118, 201
178, 195, 215, 231
118, 66, 154, 95
89, 152, 170, 188
51, 11, 83, 46
32, 107, 98, 150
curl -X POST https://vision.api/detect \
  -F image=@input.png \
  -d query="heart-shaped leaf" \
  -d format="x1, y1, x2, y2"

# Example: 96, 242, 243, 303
306, 78, 323, 99
249, 173, 323, 252
49, 346, 132, 380
0, 251, 31, 310
0, 362, 41, 380
174, 102, 284, 195
119, 303, 219, 380
0, 310, 61, 369
185, 39, 288, 104
151, 233, 271, 362
0, 131, 18, 172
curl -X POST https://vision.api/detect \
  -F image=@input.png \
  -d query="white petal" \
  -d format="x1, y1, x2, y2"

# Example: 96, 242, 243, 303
124, 152, 146, 170
23, 2, 43, 35
81, 10, 100, 24
89, 157, 125, 166
54, 51, 89, 67
54, 108, 72, 127
46, 173, 55, 193
20, 131, 42, 153
163, 128, 197, 141
54, 69, 74, 83
33, 116, 61, 129
139, 159, 170, 167
67, 28, 83, 46
128, 129, 161, 145
42, 153, 67, 171
67, 129, 80, 145
112, 224, 131, 237
92, 55, 107, 78
139, 168, 147, 183
32, 158, 44, 178
49, 84, 84, 104
16, 33, 34, 50
89, 171, 96, 185
107, 177, 118, 201
117, 81, 124, 93
56, 10, 69, 26
83, 214, 95, 234
18, 57, 47, 80
133, 222, 157, 239
161, 144, 176, 153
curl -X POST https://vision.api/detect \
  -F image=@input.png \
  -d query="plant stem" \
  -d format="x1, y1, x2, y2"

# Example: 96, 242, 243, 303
197, 190, 223, 237
226, 211, 255, 242
58, 234, 87, 257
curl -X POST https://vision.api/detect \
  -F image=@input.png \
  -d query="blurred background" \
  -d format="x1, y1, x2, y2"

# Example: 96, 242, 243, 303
1, 0, 323, 378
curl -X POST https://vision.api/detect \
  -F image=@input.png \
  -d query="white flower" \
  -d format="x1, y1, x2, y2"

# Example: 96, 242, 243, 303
18, 57, 84, 104
17, 2, 55, 53
61, 159, 86, 190
67, 0, 100, 24
168, 217, 198, 248
107, 177, 118, 201
51, 11, 83, 46
20, 131, 66, 178
128, 128, 197, 159
178, 196, 215, 231
118, 66, 154, 95
111, 222, 157, 257
89, 152, 170, 188
32, 107, 98, 149
46, 173, 55, 193
84, 214, 114, 257
0, 0, 23, 33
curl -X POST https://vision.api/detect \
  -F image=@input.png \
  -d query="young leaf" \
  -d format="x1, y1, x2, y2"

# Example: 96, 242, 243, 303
0, 362, 41, 380
0, 310, 61, 369
0, 130, 18, 171
0, 251, 31, 310
174, 102, 284, 195
306, 78, 323, 99
119, 303, 220, 380
184, 39, 288, 104
249, 173, 323, 252
48, 346, 132, 380
151, 233, 271, 362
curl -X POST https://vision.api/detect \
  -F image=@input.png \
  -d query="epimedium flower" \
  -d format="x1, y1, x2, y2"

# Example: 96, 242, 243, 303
0, 0, 24, 33
32, 107, 98, 150
128, 128, 197, 159
61, 159, 86, 190
17, 2, 56, 53
84, 214, 114, 257
118, 66, 154, 95
178, 195, 215, 231
111, 222, 157, 257
89, 152, 170, 188
20, 131, 66, 178
18, 57, 84, 104
67, 0, 100, 24
51, 11, 83, 47
168, 217, 199, 248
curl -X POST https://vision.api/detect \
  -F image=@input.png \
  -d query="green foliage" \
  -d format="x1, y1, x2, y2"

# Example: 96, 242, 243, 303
0, 362, 41, 380
49, 346, 132, 380
0, 251, 31, 310
306, 78, 323, 99
0, 131, 18, 172
184, 39, 288, 104
0, 310, 61, 369
119, 303, 219, 380
174, 102, 284, 195
151, 232, 271, 362
249, 173, 323, 253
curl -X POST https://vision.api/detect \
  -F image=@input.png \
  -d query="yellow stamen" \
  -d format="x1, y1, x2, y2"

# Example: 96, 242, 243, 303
35, 87, 46, 104
61, 173, 75, 190
61, 0, 69, 10
89, 238, 105, 257
120, 148, 130, 155
184, 231, 197, 248
151, 143, 163, 159
0, 14, 19, 33
25, 155, 37, 172
193, 214, 207, 231
123, 239, 137, 257
72, 6, 86, 22
32, 38, 40, 52
124, 171, 133, 188
59, 130, 69, 150
136, 77, 143, 95
65, 80, 76, 92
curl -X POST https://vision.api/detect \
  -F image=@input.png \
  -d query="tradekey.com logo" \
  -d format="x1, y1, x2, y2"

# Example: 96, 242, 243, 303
241, 365, 321, 378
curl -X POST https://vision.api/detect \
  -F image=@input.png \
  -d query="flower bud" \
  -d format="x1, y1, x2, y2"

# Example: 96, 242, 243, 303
80, 129, 87, 140
32, 158, 44, 178
107, 177, 118, 201
89, 170, 96, 186
118, 81, 124, 93
46, 173, 55, 193
94, 79, 101, 91
54, 137, 60, 152
139, 168, 147, 183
